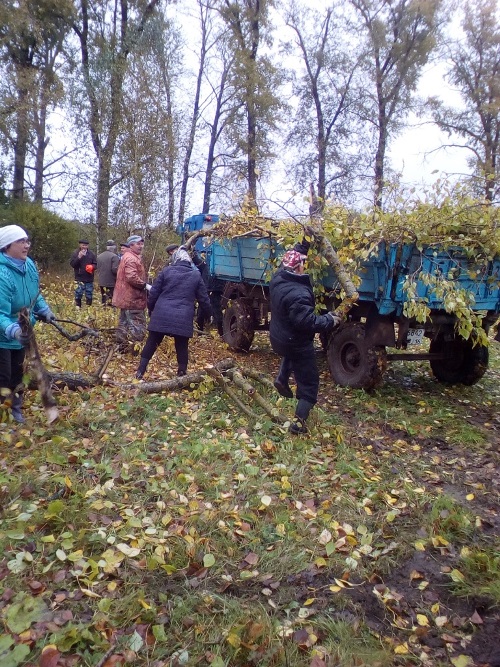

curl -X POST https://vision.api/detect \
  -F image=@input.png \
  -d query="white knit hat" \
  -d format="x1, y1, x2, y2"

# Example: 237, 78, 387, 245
0, 225, 28, 250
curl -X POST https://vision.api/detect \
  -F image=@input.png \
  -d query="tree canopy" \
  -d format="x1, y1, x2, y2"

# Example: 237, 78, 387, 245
0, 0, 499, 233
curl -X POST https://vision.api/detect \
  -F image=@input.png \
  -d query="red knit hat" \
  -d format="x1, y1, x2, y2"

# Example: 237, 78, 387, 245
282, 250, 306, 269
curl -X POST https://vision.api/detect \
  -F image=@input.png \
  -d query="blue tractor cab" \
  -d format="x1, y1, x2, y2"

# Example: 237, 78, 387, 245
177, 213, 219, 251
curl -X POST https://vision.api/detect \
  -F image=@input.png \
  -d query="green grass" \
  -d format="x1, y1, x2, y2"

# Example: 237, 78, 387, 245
0, 283, 499, 665
450, 548, 500, 605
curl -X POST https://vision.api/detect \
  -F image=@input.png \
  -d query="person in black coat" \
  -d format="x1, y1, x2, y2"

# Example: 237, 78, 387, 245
69, 240, 97, 307
269, 248, 339, 434
135, 248, 212, 379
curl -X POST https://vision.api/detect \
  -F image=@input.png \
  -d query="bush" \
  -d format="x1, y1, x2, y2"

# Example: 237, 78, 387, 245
0, 202, 80, 270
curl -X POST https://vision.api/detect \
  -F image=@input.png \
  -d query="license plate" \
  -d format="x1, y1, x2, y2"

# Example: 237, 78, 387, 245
407, 328, 425, 345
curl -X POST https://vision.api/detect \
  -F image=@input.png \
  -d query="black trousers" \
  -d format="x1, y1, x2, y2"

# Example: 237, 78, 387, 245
141, 330, 189, 371
0, 347, 25, 392
270, 338, 319, 405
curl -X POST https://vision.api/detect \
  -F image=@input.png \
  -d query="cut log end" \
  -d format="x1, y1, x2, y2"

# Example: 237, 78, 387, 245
45, 406, 60, 425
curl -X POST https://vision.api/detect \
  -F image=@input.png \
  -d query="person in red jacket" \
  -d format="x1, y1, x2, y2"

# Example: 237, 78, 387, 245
69, 240, 97, 307
112, 236, 151, 351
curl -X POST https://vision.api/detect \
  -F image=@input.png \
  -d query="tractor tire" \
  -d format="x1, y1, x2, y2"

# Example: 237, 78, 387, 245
429, 334, 488, 385
222, 301, 255, 352
327, 322, 387, 390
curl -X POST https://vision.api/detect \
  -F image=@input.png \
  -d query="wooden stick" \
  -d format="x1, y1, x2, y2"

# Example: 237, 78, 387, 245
226, 369, 287, 424
19, 308, 59, 424
50, 320, 100, 341
206, 366, 257, 420
95, 344, 118, 380
307, 221, 359, 302
239, 366, 276, 391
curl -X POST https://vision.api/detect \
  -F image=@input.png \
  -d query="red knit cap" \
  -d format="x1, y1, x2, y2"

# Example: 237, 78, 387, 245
282, 250, 306, 269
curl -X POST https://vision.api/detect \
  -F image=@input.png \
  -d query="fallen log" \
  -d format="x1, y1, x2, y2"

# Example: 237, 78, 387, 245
226, 368, 287, 424
206, 366, 257, 421
27, 358, 238, 393
239, 366, 275, 391
132, 358, 236, 394
27, 372, 95, 391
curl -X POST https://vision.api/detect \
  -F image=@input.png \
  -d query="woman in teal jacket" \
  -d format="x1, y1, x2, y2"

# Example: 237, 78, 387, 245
0, 225, 55, 423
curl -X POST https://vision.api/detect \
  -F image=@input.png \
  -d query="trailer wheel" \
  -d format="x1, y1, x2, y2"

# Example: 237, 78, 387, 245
222, 301, 255, 352
430, 334, 488, 385
327, 322, 386, 390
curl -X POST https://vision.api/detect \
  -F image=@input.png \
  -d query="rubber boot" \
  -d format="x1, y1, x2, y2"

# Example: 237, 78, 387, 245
11, 393, 25, 424
289, 399, 314, 435
86, 297, 92, 306
135, 357, 149, 380
177, 368, 187, 377
75, 298, 82, 308
274, 358, 293, 398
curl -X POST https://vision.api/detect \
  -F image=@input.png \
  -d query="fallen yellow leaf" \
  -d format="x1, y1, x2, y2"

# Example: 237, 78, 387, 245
394, 643, 409, 654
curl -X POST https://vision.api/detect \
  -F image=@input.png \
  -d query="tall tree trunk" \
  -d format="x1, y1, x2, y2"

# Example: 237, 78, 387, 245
247, 102, 257, 208
202, 58, 231, 213
484, 142, 495, 202
74, 0, 160, 239
178, 4, 208, 225
34, 75, 49, 202
374, 113, 387, 209
12, 63, 31, 200
96, 151, 112, 249
203, 125, 217, 214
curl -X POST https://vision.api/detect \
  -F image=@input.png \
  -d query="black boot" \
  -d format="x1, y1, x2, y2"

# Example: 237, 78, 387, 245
75, 298, 82, 308
135, 357, 149, 379
177, 368, 186, 377
86, 297, 92, 306
11, 393, 25, 424
274, 359, 293, 398
289, 399, 314, 435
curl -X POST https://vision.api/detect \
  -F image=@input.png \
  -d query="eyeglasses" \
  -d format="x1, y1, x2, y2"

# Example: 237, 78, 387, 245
15, 239, 31, 246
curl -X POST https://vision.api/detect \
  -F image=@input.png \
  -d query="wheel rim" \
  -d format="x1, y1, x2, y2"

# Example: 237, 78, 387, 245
228, 314, 238, 337
339, 341, 362, 374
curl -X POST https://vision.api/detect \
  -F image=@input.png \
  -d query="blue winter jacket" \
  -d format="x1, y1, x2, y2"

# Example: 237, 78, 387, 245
148, 260, 212, 338
0, 252, 50, 349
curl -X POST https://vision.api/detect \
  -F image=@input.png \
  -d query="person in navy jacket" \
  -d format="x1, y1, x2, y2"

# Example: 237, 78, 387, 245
270, 248, 339, 434
135, 248, 212, 379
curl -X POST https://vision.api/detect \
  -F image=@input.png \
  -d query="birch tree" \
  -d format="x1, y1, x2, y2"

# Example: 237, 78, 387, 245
72, 0, 161, 244
0, 0, 73, 201
351, 0, 443, 207
217, 0, 282, 209
431, 0, 500, 202
284, 1, 365, 211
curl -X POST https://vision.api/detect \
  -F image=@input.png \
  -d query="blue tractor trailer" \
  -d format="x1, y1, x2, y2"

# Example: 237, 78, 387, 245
178, 219, 500, 389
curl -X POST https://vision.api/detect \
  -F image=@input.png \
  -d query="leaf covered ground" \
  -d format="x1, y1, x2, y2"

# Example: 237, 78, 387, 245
0, 281, 499, 667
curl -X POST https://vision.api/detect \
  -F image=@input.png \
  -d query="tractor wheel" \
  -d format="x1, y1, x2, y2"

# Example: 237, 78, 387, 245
327, 322, 387, 390
222, 301, 255, 352
429, 334, 488, 385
